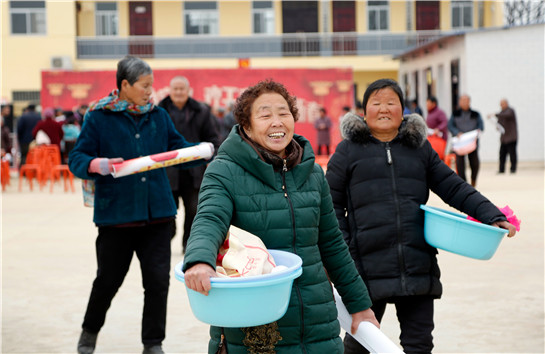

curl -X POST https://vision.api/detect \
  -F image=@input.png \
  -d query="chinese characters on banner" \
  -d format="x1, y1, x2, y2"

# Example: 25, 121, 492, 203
41, 68, 354, 151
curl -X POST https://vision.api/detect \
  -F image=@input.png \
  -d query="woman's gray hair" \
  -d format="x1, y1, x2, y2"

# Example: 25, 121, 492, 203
116, 56, 153, 90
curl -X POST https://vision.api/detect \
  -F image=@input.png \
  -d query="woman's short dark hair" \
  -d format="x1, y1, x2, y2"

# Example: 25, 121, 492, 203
362, 79, 405, 115
116, 56, 153, 91
233, 79, 299, 129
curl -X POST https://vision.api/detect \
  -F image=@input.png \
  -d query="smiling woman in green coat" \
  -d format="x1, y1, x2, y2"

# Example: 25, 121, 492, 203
182, 80, 378, 354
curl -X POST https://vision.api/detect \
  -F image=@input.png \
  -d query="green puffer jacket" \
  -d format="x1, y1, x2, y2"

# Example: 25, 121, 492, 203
183, 126, 372, 354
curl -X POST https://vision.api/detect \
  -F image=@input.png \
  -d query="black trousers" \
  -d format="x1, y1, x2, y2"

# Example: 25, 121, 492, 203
82, 220, 173, 346
499, 141, 517, 173
455, 149, 480, 185
316, 144, 330, 156
344, 295, 435, 354
172, 185, 199, 251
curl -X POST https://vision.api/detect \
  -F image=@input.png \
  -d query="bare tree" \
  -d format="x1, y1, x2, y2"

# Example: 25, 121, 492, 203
504, 0, 545, 26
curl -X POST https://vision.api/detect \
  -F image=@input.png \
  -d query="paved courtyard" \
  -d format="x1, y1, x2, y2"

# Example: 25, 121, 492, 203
1, 161, 544, 353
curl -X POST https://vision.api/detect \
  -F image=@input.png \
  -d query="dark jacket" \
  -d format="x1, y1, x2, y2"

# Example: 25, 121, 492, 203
16, 110, 41, 145
158, 96, 221, 190
495, 107, 518, 144
448, 108, 483, 136
326, 113, 507, 302
183, 126, 372, 353
69, 105, 202, 226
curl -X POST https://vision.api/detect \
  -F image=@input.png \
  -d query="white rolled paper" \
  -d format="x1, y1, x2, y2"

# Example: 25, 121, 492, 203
333, 287, 404, 354
111, 142, 214, 178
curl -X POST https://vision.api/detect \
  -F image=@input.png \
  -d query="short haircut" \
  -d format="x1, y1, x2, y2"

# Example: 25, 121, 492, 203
428, 96, 438, 104
362, 79, 405, 115
233, 79, 299, 129
116, 56, 153, 91
170, 75, 190, 87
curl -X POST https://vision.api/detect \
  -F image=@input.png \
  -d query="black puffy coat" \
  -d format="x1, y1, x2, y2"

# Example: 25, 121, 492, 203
326, 113, 507, 301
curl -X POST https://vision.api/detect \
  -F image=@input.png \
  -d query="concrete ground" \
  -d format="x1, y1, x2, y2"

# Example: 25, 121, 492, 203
1, 161, 544, 353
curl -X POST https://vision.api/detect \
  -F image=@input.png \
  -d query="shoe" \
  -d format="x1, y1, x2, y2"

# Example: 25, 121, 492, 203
143, 344, 164, 354
496, 171, 505, 174
77, 330, 98, 354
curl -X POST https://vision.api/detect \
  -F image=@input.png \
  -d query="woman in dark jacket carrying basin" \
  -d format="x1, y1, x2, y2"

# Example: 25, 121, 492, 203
183, 79, 379, 353
325, 79, 516, 354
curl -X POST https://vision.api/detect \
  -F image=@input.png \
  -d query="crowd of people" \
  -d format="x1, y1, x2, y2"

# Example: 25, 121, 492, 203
3, 55, 520, 354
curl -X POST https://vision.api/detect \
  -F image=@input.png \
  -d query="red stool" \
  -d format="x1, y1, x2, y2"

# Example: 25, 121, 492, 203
50, 165, 75, 193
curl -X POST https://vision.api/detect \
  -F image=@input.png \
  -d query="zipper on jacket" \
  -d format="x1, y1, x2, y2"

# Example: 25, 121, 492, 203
385, 143, 408, 293
281, 158, 306, 353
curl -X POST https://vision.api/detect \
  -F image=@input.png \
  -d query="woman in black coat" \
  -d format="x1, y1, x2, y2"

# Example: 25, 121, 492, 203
325, 79, 516, 354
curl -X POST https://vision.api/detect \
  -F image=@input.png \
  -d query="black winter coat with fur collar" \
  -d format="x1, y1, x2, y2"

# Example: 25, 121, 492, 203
326, 113, 507, 301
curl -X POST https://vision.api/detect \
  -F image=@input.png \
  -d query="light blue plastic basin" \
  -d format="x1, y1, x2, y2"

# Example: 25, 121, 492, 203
175, 249, 303, 327
420, 205, 507, 260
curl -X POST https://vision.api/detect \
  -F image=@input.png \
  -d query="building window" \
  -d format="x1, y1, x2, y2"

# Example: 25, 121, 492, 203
253, 1, 274, 34
10, 1, 46, 35
96, 2, 118, 36
184, 1, 218, 35
452, 1, 473, 29
368, 1, 389, 31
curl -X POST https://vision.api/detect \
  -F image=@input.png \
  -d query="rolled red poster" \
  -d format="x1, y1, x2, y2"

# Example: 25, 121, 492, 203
111, 142, 214, 178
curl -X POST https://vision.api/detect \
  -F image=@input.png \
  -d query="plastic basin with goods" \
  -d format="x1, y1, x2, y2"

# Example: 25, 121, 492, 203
420, 205, 507, 260
175, 249, 303, 327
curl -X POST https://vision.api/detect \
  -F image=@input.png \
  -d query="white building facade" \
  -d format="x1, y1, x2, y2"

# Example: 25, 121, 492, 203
398, 23, 544, 163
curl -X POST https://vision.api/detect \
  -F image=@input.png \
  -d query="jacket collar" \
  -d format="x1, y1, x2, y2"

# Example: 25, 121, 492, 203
340, 112, 428, 148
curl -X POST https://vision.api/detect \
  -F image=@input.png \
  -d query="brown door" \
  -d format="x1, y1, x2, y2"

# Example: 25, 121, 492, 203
332, 1, 356, 55
416, 1, 439, 30
129, 1, 153, 57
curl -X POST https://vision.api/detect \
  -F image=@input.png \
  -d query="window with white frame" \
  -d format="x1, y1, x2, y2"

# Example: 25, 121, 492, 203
253, 1, 274, 34
184, 1, 218, 35
368, 1, 389, 31
452, 1, 473, 29
10, 1, 46, 35
96, 2, 118, 36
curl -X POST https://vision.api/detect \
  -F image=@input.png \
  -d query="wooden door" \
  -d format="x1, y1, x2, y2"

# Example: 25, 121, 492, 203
332, 1, 356, 54
416, 1, 439, 30
129, 1, 153, 57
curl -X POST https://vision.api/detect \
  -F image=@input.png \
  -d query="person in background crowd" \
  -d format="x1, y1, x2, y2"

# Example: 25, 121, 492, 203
62, 112, 81, 164
16, 104, 41, 166
448, 94, 484, 187
158, 76, 221, 254
54, 107, 66, 123
326, 78, 517, 354
426, 96, 448, 142
1, 104, 13, 133
183, 79, 378, 353
74, 104, 89, 125
69, 56, 212, 354
410, 99, 423, 115
1, 115, 12, 158
32, 107, 64, 156
488, 98, 518, 174
314, 107, 332, 156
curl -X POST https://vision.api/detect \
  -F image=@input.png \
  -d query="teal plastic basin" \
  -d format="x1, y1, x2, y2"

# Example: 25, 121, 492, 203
420, 205, 507, 260
175, 249, 303, 327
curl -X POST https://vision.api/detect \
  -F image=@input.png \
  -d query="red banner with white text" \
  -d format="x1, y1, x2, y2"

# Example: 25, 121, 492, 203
41, 68, 354, 151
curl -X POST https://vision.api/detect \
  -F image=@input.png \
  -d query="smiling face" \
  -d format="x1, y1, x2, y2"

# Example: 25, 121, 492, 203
365, 87, 403, 142
170, 77, 190, 108
244, 92, 295, 158
119, 73, 154, 106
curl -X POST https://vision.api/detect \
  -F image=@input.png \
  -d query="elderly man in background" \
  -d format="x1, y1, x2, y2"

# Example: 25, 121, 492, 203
158, 76, 221, 254
488, 98, 518, 174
